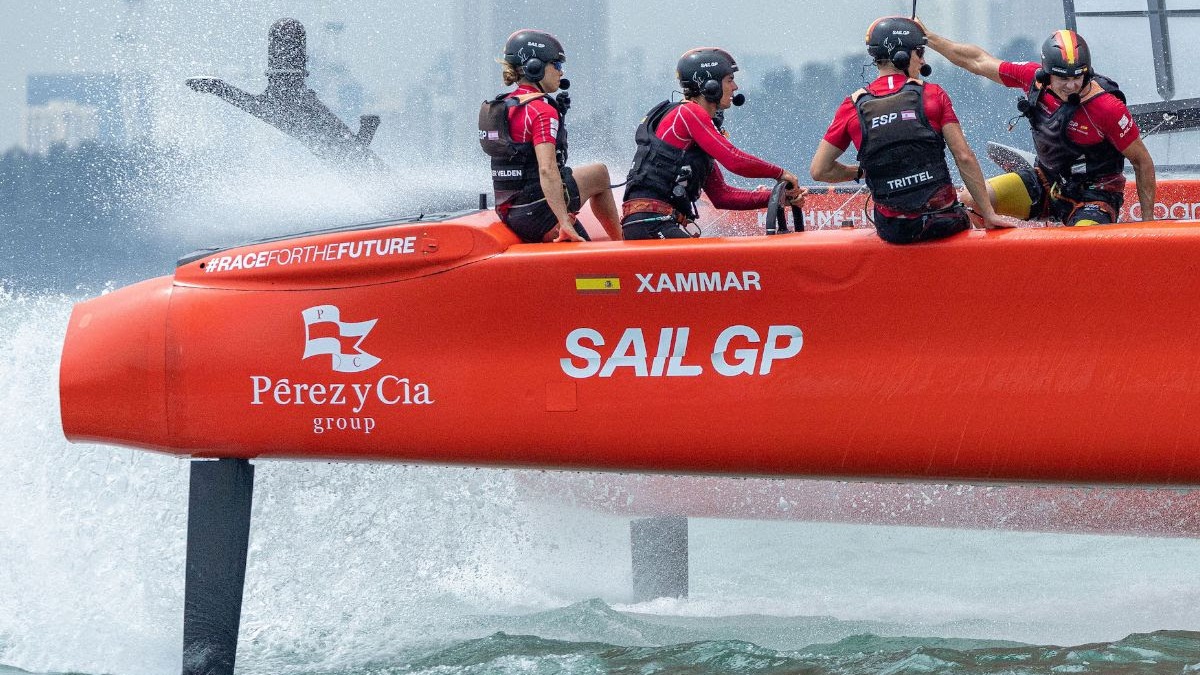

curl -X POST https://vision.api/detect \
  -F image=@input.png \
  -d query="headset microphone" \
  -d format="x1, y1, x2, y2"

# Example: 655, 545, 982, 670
732, 93, 745, 106
553, 78, 571, 114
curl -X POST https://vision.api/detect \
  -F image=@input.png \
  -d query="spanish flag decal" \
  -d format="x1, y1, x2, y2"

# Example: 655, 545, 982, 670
1058, 29, 1078, 64
575, 275, 621, 294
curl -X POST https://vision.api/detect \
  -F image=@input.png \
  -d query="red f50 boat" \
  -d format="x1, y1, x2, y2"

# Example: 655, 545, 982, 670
60, 178, 1200, 487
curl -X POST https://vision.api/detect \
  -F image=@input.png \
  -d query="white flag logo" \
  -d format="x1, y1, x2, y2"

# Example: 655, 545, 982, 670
301, 305, 382, 373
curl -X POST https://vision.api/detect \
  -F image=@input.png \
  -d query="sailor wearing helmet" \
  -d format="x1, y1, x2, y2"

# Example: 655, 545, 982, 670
923, 24, 1156, 226
811, 17, 1008, 243
620, 47, 805, 240
479, 29, 622, 242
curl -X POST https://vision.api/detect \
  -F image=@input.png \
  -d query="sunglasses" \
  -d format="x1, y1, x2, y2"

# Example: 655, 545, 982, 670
551, 61, 564, 71
914, 46, 926, 58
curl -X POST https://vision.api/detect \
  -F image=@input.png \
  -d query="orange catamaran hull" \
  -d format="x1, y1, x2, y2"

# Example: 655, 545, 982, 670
60, 180, 1200, 486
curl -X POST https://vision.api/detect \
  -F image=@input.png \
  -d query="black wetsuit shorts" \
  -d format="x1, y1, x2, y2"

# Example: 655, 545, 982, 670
502, 166, 586, 242
873, 204, 971, 244
620, 211, 693, 240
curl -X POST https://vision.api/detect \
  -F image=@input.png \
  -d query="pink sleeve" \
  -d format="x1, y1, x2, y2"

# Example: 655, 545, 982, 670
678, 103, 783, 180
703, 165, 771, 210
998, 61, 1039, 90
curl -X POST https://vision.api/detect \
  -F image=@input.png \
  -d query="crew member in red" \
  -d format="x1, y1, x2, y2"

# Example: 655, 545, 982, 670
811, 16, 1008, 243
621, 47, 804, 240
479, 29, 621, 242
924, 25, 1156, 225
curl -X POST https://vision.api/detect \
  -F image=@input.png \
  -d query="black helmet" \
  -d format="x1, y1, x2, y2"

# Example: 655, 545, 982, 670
1041, 29, 1091, 79
677, 47, 738, 102
865, 16, 927, 62
503, 29, 566, 83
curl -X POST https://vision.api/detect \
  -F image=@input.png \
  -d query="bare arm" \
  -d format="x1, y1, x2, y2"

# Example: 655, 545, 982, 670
534, 142, 581, 241
923, 28, 1005, 85
1122, 138, 1157, 220
943, 122, 1011, 229
809, 140, 858, 184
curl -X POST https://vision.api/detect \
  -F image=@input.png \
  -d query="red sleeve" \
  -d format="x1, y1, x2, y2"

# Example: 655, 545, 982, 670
703, 165, 771, 210
675, 102, 783, 180
1089, 94, 1141, 152
924, 84, 959, 132
822, 97, 858, 151
509, 97, 561, 146
998, 61, 1040, 90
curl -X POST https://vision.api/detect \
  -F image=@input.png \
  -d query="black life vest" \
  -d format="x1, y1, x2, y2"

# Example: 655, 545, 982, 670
854, 81, 953, 213
1021, 74, 1127, 185
478, 91, 569, 205
623, 100, 714, 217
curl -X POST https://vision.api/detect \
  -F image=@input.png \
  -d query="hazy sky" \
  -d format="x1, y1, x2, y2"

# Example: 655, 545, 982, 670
0, 1, 1063, 151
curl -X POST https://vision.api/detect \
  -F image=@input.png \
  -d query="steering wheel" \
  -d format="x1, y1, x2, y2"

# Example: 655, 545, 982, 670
765, 181, 804, 235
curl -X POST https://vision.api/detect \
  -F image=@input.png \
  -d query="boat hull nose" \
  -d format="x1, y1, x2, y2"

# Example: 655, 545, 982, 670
60, 276, 173, 449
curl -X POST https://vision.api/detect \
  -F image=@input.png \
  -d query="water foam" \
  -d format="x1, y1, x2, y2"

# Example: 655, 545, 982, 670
0, 289, 639, 673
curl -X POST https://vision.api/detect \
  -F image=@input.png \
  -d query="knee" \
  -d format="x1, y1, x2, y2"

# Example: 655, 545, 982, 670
579, 163, 611, 192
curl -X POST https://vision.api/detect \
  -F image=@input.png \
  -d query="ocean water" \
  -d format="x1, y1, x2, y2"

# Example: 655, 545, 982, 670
4, 289, 1200, 675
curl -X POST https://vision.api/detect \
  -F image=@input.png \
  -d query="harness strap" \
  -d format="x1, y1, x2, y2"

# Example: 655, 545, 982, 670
622, 198, 688, 223
1048, 183, 1120, 220
508, 92, 548, 107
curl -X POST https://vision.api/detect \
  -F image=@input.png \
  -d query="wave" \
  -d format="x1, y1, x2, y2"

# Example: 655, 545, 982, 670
252, 600, 1200, 674
26, 598, 1174, 675
300, 622, 1200, 675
